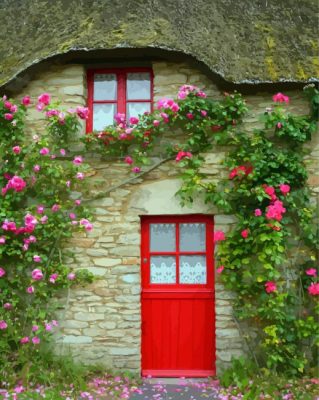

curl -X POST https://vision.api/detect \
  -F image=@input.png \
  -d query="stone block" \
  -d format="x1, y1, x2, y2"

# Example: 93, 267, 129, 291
62, 335, 92, 344
121, 274, 140, 283
109, 246, 140, 257
60, 320, 89, 329
98, 321, 117, 329
74, 312, 104, 321
85, 267, 106, 276
109, 347, 140, 355
93, 258, 121, 267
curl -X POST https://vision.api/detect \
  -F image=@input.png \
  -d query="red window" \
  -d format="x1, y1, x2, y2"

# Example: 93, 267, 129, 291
141, 215, 214, 290
86, 67, 153, 132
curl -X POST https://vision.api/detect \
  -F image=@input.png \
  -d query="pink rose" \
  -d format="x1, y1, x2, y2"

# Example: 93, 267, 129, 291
60, 149, 66, 156
272, 93, 289, 104
241, 229, 249, 239
32, 336, 40, 345
0, 267, 6, 277
36, 205, 44, 214
0, 236, 6, 244
200, 110, 207, 117
214, 231, 225, 241
21, 96, 31, 106
69, 213, 76, 220
49, 273, 58, 284
40, 215, 48, 224
178, 90, 187, 100
4, 175, 27, 192
132, 166, 141, 173
12, 146, 21, 154
67, 272, 76, 281
51, 204, 60, 212
306, 268, 317, 277
129, 117, 139, 125
4, 113, 13, 121
265, 281, 277, 293
75, 200, 81, 206
4, 101, 12, 109
27, 286, 35, 294
124, 156, 133, 165
32, 269, 43, 280
39, 147, 50, 156
10, 105, 18, 113
266, 200, 286, 221
277, 122, 282, 129
76, 106, 89, 120
175, 151, 193, 162
153, 120, 160, 127
20, 337, 29, 344
76, 172, 84, 180
33, 255, 41, 263
186, 113, 194, 120
0, 320, 7, 330
45, 323, 52, 332
217, 265, 224, 274
279, 184, 290, 195
73, 156, 83, 165
33, 165, 41, 173
254, 209, 262, 216
32, 325, 39, 332
308, 283, 319, 296
38, 93, 51, 106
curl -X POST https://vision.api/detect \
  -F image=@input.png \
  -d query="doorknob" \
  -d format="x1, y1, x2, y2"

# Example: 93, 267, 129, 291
143, 258, 148, 263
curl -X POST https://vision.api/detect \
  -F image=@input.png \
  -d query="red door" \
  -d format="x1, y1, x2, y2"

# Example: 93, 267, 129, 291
141, 215, 215, 377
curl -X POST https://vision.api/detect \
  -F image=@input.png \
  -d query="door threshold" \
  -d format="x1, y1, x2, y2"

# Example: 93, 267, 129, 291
142, 369, 215, 378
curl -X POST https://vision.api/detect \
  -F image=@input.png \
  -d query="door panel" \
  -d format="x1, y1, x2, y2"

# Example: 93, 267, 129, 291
141, 215, 215, 377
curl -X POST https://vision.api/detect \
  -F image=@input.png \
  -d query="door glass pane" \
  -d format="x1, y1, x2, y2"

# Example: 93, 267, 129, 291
93, 103, 116, 131
127, 72, 151, 100
150, 223, 175, 252
94, 74, 117, 100
180, 223, 206, 252
150, 256, 176, 284
180, 255, 206, 284
127, 102, 151, 120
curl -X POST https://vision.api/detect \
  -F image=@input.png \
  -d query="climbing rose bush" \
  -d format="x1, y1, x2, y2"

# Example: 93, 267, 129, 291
0, 94, 94, 382
84, 84, 318, 376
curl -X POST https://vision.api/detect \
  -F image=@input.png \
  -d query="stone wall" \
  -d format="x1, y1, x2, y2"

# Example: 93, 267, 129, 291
14, 61, 319, 374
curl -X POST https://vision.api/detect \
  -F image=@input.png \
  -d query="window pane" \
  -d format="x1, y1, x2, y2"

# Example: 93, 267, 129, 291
127, 102, 151, 120
150, 223, 175, 252
151, 256, 176, 284
93, 103, 116, 131
94, 74, 117, 101
180, 255, 206, 284
180, 223, 206, 252
127, 72, 151, 100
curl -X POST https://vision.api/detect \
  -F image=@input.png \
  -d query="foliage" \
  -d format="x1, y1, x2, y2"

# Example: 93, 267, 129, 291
220, 357, 319, 400
0, 94, 94, 383
85, 84, 319, 376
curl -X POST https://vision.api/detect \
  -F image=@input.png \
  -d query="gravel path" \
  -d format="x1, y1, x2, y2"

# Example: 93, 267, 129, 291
129, 378, 221, 399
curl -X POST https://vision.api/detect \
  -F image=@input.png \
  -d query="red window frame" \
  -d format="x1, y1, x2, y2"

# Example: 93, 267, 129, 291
141, 215, 214, 291
86, 67, 154, 133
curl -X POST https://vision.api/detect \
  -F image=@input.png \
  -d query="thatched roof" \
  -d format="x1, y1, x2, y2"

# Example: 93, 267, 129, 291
0, 0, 318, 88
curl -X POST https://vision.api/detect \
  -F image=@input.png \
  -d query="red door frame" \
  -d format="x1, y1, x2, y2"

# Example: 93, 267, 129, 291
141, 214, 216, 377
86, 67, 154, 133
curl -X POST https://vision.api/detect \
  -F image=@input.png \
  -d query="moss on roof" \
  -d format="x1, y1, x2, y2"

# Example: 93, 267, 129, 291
0, 0, 318, 87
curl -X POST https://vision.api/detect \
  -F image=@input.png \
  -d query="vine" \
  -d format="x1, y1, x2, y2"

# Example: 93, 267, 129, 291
84, 84, 319, 376
0, 94, 94, 383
